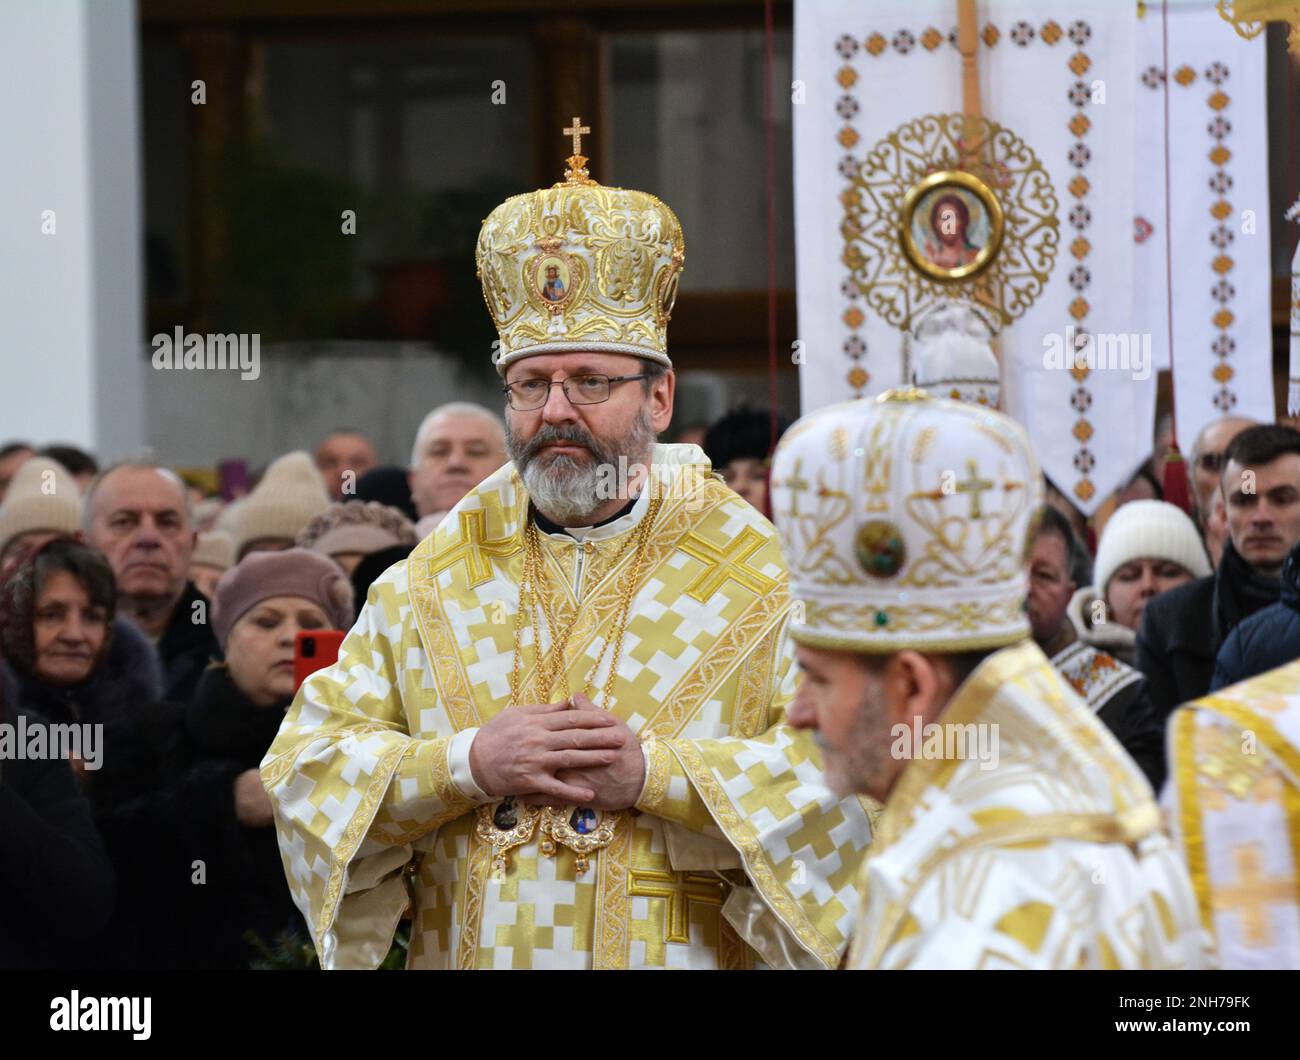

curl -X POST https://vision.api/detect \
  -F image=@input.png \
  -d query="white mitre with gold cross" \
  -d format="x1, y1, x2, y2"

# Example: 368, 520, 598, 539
1167, 661, 1300, 969
769, 387, 1041, 654
476, 116, 685, 374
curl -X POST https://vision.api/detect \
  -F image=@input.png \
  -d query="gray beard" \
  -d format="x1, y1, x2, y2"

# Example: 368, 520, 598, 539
523, 455, 607, 524
818, 677, 891, 799
508, 409, 655, 525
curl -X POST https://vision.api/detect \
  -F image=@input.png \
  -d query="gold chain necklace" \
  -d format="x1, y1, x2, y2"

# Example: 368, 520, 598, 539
524, 504, 647, 703
482, 492, 663, 876
508, 493, 662, 709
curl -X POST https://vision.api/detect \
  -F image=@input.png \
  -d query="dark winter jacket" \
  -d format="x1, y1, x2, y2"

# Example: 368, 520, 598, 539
155, 581, 220, 702
0, 665, 115, 968
1136, 541, 1280, 722
1212, 541, 1300, 691
91, 664, 303, 969
5, 616, 162, 729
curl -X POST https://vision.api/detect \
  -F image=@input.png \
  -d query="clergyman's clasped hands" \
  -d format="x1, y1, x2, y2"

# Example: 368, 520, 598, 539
467, 692, 646, 810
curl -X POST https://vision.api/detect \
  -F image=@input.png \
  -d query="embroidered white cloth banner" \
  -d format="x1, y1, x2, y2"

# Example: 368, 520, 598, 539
794, 0, 1150, 514
1134, 1, 1273, 445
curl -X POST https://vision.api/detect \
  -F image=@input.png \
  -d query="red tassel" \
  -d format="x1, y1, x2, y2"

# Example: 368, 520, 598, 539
1162, 443, 1193, 515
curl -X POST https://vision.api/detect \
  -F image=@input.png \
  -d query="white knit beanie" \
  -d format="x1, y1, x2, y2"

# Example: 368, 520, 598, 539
191, 529, 236, 571
0, 457, 82, 558
223, 451, 331, 558
1094, 499, 1211, 596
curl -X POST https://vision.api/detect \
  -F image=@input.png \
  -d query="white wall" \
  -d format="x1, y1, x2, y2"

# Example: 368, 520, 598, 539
145, 342, 503, 469
0, 0, 144, 457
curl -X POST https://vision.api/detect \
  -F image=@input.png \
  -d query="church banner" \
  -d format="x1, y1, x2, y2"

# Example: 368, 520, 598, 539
1134, 1, 1273, 447
795, 0, 1157, 515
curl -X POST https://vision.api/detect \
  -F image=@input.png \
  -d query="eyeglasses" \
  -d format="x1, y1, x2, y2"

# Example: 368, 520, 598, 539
1196, 452, 1224, 473
502, 373, 650, 411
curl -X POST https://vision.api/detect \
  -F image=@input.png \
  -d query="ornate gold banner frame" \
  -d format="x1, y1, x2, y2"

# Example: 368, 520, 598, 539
1216, 0, 1300, 53
843, 112, 1059, 334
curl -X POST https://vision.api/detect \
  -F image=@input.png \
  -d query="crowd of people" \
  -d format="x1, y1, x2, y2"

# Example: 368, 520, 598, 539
1, 394, 1295, 969
0, 401, 786, 968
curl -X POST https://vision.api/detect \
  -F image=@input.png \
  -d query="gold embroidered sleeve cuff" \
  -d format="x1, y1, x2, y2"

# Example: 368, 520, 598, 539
634, 738, 714, 832
370, 736, 478, 842
636, 739, 668, 810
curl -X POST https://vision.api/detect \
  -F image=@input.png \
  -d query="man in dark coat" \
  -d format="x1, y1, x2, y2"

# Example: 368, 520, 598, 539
1026, 506, 1167, 789
83, 461, 219, 701
1138, 425, 1300, 721
1212, 540, 1300, 690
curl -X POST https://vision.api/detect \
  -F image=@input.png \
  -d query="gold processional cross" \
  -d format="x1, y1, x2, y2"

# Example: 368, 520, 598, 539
676, 526, 780, 603
427, 509, 522, 588
627, 867, 729, 944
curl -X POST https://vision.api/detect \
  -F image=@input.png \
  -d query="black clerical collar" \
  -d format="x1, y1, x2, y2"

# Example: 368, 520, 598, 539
531, 495, 638, 538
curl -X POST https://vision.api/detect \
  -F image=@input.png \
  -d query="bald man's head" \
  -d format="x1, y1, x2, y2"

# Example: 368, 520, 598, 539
408, 403, 507, 517
315, 430, 378, 499
1191, 416, 1256, 523
84, 462, 195, 607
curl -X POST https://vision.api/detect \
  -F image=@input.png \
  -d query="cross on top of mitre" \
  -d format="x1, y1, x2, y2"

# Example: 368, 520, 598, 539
555, 115, 599, 188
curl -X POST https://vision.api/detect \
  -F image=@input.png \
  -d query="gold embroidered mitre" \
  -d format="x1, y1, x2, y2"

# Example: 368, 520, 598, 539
770, 388, 1042, 653
476, 117, 685, 375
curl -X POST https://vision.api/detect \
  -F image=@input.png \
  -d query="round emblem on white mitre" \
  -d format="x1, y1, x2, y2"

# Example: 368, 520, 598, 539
855, 520, 906, 578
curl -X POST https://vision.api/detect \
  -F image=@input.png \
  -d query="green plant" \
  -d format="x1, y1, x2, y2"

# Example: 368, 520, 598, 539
246, 923, 411, 970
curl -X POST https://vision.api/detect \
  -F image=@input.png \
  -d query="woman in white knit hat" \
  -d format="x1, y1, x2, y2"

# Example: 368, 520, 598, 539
219, 451, 331, 562
1068, 498, 1211, 665
0, 457, 83, 575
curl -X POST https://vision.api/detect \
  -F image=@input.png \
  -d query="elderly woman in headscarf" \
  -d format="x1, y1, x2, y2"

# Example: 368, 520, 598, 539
0, 537, 161, 738
92, 548, 354, 968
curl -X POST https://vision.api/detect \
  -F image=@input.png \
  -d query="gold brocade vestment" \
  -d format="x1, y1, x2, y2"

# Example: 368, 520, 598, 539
1166, 660, 1300, 969
262, 444, 875, 969
848, 641, 1207, 970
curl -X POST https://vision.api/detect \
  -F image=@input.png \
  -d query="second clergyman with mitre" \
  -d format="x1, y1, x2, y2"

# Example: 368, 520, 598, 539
261, 124, 876, 970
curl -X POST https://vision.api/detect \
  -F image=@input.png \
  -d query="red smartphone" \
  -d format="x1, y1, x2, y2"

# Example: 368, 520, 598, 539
294, 630, 346, 692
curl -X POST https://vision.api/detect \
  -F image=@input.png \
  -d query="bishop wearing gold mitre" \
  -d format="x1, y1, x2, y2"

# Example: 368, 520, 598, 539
768, 389, 1207, 969
1165, 663, 1300, 968
260, 120, 875, 969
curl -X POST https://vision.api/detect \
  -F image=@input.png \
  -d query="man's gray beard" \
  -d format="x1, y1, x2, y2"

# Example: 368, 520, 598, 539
507, 408, 655, 525
818, 675, 891, 799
